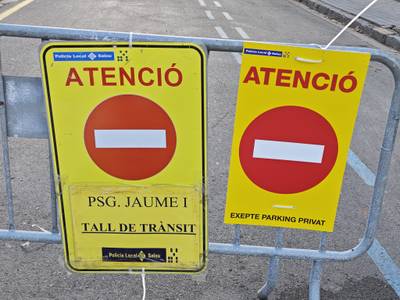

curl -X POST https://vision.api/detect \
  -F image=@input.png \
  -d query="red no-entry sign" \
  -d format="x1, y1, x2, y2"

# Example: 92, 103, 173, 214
84, 94, 177, 180
225, 42, 371, 232
239, 106, 338, 194
42, 42, 208, 273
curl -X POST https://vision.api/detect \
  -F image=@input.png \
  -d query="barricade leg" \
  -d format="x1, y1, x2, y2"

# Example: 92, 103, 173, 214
308, 233, 327, 300
257, 228, 285, 299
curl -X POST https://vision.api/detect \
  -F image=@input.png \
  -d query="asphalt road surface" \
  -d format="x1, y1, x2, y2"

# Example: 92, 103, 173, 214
0, 0, 399, 299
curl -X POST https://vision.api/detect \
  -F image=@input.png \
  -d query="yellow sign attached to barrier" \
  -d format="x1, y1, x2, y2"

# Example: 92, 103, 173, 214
224, 42, 370, 232
40, 42, 207, 273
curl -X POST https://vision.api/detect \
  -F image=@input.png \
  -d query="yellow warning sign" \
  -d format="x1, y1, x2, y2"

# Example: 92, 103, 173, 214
224, 42, 370, 232
40, 42, 207, 272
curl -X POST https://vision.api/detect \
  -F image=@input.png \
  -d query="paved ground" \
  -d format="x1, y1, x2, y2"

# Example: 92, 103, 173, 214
321, 0, 399, 28
0, 0, 399, 299
294, 0, 400, 50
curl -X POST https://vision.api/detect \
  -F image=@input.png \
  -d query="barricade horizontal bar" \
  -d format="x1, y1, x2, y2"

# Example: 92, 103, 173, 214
0, 229, 61, 243
209, 238, 373, 261
0, 228, 372, 261
0, 23, 243, 52
0, 23, 394, 58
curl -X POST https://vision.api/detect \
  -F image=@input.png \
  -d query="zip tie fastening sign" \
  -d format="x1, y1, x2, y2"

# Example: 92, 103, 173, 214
129, 31, 133, 47
141, 268, 146, 300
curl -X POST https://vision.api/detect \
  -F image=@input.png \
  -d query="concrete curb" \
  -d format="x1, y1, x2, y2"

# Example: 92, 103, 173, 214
293, 0, 400, 51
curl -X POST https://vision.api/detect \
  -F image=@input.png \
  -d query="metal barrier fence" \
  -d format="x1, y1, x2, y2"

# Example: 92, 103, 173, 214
0, 23, 399, 300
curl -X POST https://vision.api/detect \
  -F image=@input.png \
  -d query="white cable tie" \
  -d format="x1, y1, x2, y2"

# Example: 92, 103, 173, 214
295, 57, 323, 64
323, 0, 379, 50
309, 43, 323, 49
129, 32, 133, 47
20, 241, 30, 248
141, 268, 146, 300
32, 224, 50, 233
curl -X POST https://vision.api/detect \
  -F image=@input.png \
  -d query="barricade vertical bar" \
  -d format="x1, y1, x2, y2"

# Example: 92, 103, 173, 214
308, 233, 327, 300
41, 38, 59, 234
48, 141, 58, 233
0, 54, 15, 230
234, 224, 241, 245
257, 228, 285, 299
362, 53, 400, 244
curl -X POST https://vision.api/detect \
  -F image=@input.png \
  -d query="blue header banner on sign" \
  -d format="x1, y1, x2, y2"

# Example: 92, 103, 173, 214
53, 52, 115, 61
244, 48, 283, 57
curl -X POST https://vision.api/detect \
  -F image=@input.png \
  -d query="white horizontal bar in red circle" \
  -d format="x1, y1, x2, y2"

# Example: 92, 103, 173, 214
253, 139, 325, 163
94, 129, 166, 149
